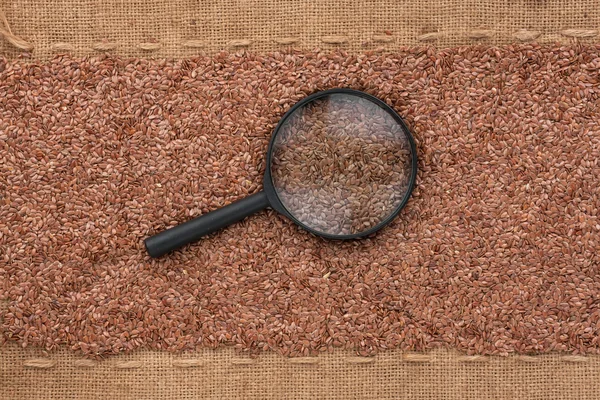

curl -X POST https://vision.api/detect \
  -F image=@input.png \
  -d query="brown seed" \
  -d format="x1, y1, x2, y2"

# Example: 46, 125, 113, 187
1, 45, 600, 359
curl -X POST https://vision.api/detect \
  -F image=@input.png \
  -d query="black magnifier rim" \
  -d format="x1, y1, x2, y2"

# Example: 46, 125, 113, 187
263, 88, 418, 240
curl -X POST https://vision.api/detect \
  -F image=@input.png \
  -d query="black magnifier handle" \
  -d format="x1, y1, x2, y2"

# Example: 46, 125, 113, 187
144, 191, 269, 258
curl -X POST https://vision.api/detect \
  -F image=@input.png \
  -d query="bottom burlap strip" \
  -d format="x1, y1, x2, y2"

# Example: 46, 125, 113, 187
1, 342, 599, 400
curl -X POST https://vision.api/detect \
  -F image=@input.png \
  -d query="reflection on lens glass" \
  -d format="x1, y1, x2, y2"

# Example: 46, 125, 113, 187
270, 93, 413, 237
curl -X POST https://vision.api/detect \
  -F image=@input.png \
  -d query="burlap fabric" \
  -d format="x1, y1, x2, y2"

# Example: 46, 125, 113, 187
2, 1, 600, 399
2, 342, 599, 400
0, 0, 599, 59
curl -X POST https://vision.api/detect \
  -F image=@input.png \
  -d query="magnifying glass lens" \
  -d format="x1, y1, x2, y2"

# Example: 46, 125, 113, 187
270, 93, 414, 237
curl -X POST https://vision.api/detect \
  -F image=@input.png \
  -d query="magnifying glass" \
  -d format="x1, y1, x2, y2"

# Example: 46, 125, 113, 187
144, 88, 418, 258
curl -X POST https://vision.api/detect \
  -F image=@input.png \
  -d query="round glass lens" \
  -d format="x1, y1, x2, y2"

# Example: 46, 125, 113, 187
270, 93, 414, 237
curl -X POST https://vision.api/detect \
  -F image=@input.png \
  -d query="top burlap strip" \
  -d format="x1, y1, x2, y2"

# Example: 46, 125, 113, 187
0, 0, 599, 59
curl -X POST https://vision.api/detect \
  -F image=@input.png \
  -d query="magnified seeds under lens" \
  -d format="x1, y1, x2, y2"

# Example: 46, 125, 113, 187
270, 94, 413, 236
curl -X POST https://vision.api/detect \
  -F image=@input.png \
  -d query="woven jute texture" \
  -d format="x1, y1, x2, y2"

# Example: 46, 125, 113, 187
0, 0, 600, 59
1, 342, 599, 400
